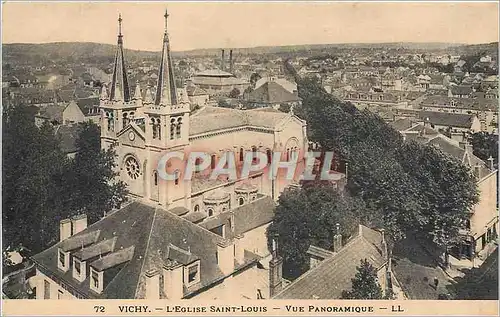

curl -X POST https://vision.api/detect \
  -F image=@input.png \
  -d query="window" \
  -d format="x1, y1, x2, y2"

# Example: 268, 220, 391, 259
211, 155, 216, 170
153, 171, 158, 186
239, 148, 244, 162
125, 156, 140, 180
174, 170, 180, 186
266, 149, 272, 165
208, 208, 214, 217
194, 205, 200, 212
59, 250, 66, 268
74, 260, 81, 275
187, 264, 199, 284
195, 158, 202, 172
123, 113, 128, 128
91, 271, 99, 289
170, 118, 176, 140
44, 280, 50, 299
176, 118, 182, 138
239, 197, 245, 206
252, 146, 257, 163
58, 290, 64, 299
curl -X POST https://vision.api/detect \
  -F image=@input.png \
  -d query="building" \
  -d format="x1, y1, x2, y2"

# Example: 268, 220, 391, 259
190, 70, 249, 97
31, 11, 307, 300
273, 225, 397, 299
417, 111, 481, 136
391, 120, 498, 263
419, 96, 497, 134
244, 80, 301, 110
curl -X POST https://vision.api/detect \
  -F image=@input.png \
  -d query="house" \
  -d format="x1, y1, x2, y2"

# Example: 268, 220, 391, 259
418, 111, 481, 135
76, 97, 101, 124
391, 124, 498, 264
186, 85, 209, 109
449, 85, 473, 98
35, 100, 88, 127
273, 225, 399, 299
245, 80, 301, 110
419, 96, 497, 134
191, 69, 249, 97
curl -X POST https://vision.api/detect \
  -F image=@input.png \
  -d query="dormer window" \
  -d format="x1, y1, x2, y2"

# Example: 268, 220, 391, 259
184, 261, 201, 287
89, 267, 104, 293
58, 249, 70, 272
73, 257, 86, 282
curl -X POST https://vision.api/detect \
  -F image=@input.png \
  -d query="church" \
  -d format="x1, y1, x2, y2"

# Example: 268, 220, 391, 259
31, 11, 307, 300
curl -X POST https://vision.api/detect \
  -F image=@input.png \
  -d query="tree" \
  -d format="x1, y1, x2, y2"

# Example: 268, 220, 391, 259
250, 72, 262, 88
2, 105, 71, 253
266, 184, 365, 279
470, 131, 498, 168
341, 259, 383, 299
68, 121, 127, 223
228, 88, 240, 98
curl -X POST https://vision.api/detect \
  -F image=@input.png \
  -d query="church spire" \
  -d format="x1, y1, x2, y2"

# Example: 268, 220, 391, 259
109, 13, 131, 102
154, 9, 178, 106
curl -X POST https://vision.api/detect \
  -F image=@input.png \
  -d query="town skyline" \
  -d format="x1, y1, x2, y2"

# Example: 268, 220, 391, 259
2, 1, 499, 51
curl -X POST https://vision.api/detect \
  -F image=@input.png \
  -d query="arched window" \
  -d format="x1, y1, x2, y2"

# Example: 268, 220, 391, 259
286, 148, 290, 161
153, 171, 158, 186
170, 118, 176, 140
252, 146, 257, 163
174, 170, 180, 185
176, 117, 182, 139
194, 205, 200, 213
208, 208, 214, 217
156, 119, 162, 140
152, 118, 158, 139
239, 148, 244, 162
239, 197, 244, 206
107, 112, 114, 131
222, 207, 227, 212
195, 157, 202, 173
123, 113, 128, 128
266, 149, 272, 165
211, 154, 216, 170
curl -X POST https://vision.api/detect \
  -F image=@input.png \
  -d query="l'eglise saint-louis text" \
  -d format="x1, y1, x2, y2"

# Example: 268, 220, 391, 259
165, 305, 268, 313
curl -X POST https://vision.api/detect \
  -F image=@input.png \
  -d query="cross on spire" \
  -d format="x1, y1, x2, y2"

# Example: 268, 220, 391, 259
118, 13, 123, 36
164, 9, 169, 32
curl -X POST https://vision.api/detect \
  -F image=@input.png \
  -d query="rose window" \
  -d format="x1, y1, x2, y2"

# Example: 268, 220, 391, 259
125, 157, 140, 179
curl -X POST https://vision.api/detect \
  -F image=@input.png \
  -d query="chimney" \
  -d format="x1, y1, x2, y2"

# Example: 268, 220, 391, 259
145, 269, 160, 299
474, 164, 481, 178
216, 240, 235, 276
163, 261, 184, 299
269, 235, 283, 297
380, 229, 388, 260
60, 219, 72, 242
333, 223, 342, 253
229, 50, 233, 74
221, 49, 225, 72
71, 214, 87, 235
234, 234, 245, 264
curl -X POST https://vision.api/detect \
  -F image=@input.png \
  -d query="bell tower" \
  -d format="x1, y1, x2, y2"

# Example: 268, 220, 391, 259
100, 14, 142, 149
144, 9, 190, 150
143, 9, 191, 209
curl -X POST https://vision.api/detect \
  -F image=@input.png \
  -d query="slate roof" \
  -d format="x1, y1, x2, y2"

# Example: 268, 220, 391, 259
418, 111, 477, 129
450, 85, 473, 96
36, 104, 66, 122
32, 200, 264, 299
274, 225, 386, 299
246, 81, 301, 104
189, 106, 299, 136
186, 85, 209, 97
420, 95, 497, 112
76, 97, 100, 116
389, 118, 416, 131
55, 125, 82, 154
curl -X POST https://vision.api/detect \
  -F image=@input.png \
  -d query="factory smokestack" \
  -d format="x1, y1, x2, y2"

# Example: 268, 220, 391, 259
221, 49, 225, 71
229, 49, 233, 74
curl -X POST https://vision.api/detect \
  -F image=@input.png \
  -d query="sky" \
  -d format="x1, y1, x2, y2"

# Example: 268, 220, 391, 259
2, 1, 499, 52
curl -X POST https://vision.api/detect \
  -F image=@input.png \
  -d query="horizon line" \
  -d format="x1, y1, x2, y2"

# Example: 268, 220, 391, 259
4, 40, 498, 54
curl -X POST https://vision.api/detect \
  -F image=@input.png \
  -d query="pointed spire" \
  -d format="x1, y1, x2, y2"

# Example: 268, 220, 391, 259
109, 13, 131, 102
100, 85, 108, 100
154, 9, 178, 106
133, 81, 142, 100
144, 85, 154, 104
